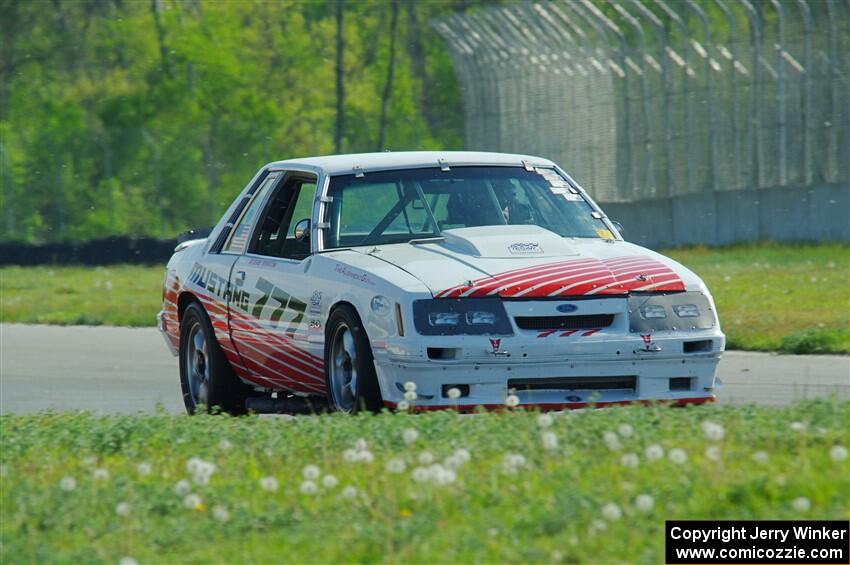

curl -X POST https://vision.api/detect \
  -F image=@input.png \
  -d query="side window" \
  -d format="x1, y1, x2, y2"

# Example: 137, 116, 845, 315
251, 174, 317, 260
222, 172, 280, 254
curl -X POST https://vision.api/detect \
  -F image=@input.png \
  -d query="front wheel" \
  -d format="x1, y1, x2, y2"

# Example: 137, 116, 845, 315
179, 301, 249, 415
324, 305, 382, 413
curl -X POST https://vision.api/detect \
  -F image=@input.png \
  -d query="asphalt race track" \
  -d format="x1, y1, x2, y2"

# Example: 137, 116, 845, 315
1, 323, 848, 414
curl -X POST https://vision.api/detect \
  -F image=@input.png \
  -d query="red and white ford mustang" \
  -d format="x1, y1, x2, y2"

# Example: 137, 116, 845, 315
158, 151, 724, 415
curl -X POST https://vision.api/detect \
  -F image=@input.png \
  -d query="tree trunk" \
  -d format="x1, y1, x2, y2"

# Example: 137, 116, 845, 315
150, 0, 171, 77
405, 2, 437, 135
334, 0, 345, 154
377, 0, 399, 151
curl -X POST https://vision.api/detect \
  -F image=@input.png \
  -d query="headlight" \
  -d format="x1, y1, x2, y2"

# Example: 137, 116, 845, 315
413, 299, 513, 336
673, 304, 700, 318
629, 292, 714, 332
640, 305, 667, 319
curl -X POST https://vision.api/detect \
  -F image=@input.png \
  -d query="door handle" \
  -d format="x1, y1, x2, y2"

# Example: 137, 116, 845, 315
234, 270, 246, 286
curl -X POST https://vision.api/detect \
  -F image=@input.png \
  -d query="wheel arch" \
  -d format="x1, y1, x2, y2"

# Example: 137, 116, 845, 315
177, 291, 201, 322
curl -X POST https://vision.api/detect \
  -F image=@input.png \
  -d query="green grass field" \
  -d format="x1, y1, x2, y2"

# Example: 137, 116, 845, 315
1, 401, 848, 563
1, 243, 847, 352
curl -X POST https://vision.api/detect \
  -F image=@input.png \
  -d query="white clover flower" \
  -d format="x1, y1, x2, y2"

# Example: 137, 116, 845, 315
354, 438, 368, 451
411, 467, 430, 482
620, 453, 640, 468
830, 445, 848, 462
668, 448, 688, 465
259, 476, 279, 492
186, 458, 216, 484
343, 448, 359, 462
501, 453, 527, 474
116, 502, 132, 517
136, 462, 152, 476
505, 394, 520, 408
59, 476, 77, 491
418, 451, 435, 465
537, 413, 554, 428
447, 387, 462, 400
701, 421, 725, 441
705, 445, 722, 461
752, 451, 769, 463
212, 505, 230, 522
355, 450, 374, 463
792, 497, 811, 512
218, 438, 233, 450
645, 444, 664, 461
603, 432, 621, 451
541, 431, 558, 451
601, 502, 622, 521
174, 479, 191, 496
453, 448, 471, 464
635, 494, 654, 513
403, 381, 417, 392
396, 400, 410, 411
402, 428, 419, 444
386, 458, 406, 474
93, 468, 109, 481
322, 474, 339, 489
302, 464, 320, 480
341, 485, 359, 499
617, 424, 634, 438
183, 493, 202, 509
433, 466, 456, 485
300, 480, 318, 495
403, 390, 418, 401
789, 421, 806, 432
119, 557, 139, 565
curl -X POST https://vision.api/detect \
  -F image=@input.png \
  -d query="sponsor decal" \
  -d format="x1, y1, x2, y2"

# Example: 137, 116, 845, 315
508, 242, 543, 255
556, 303, 578, 313
309, 319, 322, 330
566, 395, 582, 402
309, 290, 323, 315
635, 273, 649, 281
489, 338, 502, 354
639, 333, 661, 352
595, 228, 614, 239
247, 258, 277, 268
335, 264, 376, 285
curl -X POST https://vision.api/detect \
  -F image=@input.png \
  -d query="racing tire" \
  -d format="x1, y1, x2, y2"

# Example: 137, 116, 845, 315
324, 304, 383, 414
179, 301, 250, 416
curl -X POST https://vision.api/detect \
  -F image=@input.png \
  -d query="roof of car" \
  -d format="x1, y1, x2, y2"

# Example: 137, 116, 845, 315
266, 151, 556, 175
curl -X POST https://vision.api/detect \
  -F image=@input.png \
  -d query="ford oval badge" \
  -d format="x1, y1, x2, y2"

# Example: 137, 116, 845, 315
556, 304, 578, 313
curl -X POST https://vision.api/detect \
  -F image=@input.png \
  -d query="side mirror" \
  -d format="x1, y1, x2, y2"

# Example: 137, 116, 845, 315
612, 221, 624, 235
293, 218, 311, 243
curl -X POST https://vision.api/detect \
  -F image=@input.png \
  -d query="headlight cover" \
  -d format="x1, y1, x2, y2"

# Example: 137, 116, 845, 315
629, 292, 715, 332
413, 298, 513, 336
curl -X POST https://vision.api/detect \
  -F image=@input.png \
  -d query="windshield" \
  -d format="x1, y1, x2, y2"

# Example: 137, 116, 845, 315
323, 166, 612, 248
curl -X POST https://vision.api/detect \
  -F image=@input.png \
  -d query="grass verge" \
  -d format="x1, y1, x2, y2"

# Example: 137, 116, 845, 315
1, 243, 848, 352
1, 401, 848, 563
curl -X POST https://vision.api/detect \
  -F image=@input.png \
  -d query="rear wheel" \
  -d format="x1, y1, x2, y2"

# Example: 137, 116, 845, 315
325, 305, 382, 413
179, 301, 249, 415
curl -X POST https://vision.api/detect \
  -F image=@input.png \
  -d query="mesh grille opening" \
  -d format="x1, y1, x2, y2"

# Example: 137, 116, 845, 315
508, 376, 636, 391
514, 314, 615, 331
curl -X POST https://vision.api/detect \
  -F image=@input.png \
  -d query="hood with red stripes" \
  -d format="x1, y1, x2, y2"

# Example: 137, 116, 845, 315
366, 226, 701, 298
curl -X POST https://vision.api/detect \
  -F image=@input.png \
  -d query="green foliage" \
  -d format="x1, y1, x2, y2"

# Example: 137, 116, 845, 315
0, 1, 477, 244
780, 329, 850, 355
1, 400, 848, 562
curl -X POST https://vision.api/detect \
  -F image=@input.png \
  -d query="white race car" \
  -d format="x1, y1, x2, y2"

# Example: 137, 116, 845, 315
158, 151, 724, 415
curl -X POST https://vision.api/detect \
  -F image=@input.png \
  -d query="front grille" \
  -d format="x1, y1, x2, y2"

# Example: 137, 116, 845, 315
514, 314, 615, 330
509, 376, 636, 391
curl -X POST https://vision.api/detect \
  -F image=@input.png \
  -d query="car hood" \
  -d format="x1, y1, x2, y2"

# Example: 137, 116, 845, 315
360, 225, 702, 298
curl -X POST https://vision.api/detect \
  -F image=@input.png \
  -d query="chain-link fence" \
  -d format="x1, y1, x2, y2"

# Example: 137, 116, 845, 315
433, 0, 849, 207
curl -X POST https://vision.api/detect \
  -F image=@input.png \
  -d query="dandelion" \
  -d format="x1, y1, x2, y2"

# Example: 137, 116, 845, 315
402, 428, 419, 444
83, 456, 97, 466
487, 528, 499, 537
93, 468, 109, 481
501, 453, 527, 474
505, 394, 520, 408
343, 449, 359, 462
212, 505, 230, 522
541, 431, 558, 450
620, 453, 639, 468
354, 438, 368, 451
645, 444, 664, 461
218, 438, 233, 450
186, 457, 215, 485
635, 494, 654, 513
418, 451, 434, 465
789, 421, 806, 432
59, 476, 76, 491
302, 464, 320, 480
403, 390, 417, 401
601, 502, 622, 521
551, 550, 564, 563
300, 480, 318, 495
669, 448, 687, 465
174, 479, 191, 496
453, 448, 471, 464
705, 445, 721, 461
136, 462, 152, 476
397, 400, 410, 411
403, 381, 417, 392
792, 497, 811, 512
116, 502, 132, 517
183, 493, 203, 510
447, 387, 462, 400
341, 486, 358, 499
411, 467, 430, 482
322, 474, 339, 489
752, 451, 769, 463
259, 476, 279, 492
830, 445, 848, 462
590, 519, 608, 533
603, 432, 621, 451
386, 458, 406, 473
701, 421, 724, 441
119, 557, 139, 565
355, 450, 374, 463
617, 424, 634, 438
432, 465, 457, 485
537, 413, 553, 428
